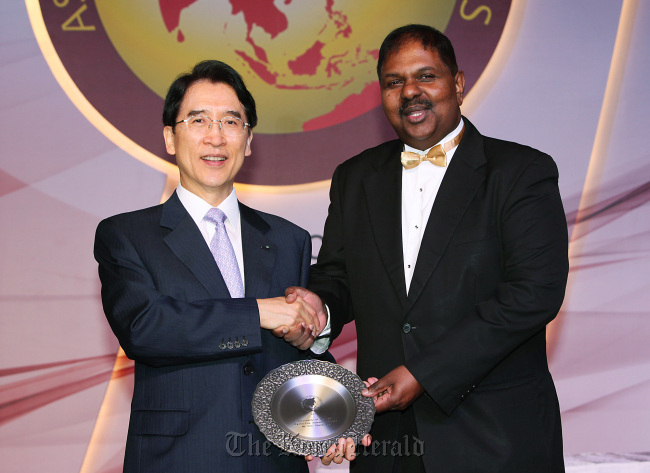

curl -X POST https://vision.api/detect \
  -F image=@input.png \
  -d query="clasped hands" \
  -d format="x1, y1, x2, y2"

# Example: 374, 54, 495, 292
257, 286, 327, 350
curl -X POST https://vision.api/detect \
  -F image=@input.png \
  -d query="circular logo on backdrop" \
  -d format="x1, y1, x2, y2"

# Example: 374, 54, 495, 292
32, 0, 511, 186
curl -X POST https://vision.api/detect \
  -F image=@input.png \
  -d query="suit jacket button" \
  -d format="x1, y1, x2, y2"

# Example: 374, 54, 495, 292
402, 323, 411, 333
243, 363, 255, 376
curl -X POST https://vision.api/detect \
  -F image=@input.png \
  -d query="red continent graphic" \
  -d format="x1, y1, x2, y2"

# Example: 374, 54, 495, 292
302, 81, 379, 131
230, 0, 290, 39
159, 0, 198, 34
233, 49, 278, 85
288, 41, 325, 76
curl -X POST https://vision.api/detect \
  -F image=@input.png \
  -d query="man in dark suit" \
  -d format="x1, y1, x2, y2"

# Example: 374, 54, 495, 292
94, 60, 322, 473
288, 25, 569, 472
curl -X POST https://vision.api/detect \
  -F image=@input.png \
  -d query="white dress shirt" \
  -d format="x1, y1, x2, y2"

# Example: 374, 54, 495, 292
402, 118, 464, 293
176, 184, 245, 290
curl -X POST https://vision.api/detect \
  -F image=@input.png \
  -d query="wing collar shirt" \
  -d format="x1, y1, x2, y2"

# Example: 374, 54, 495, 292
402, 118, 464, 294
176, 184, 245, 291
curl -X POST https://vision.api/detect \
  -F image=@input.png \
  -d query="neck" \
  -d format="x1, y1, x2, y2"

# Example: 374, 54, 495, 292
179, 181, 233, 208
406, 117, 464, 152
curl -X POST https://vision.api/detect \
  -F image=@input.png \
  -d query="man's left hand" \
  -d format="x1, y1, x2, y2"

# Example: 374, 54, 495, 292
361, 365, 425, 413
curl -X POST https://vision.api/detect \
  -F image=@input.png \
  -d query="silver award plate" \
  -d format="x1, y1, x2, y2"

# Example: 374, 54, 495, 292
252, 359, 375, 457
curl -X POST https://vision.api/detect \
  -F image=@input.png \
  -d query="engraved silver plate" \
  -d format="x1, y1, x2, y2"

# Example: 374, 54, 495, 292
252, 360, 375, 456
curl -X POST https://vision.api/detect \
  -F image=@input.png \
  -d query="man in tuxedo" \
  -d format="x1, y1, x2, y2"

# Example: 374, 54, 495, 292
289, 25, 569, 472
94, 60, 323, 473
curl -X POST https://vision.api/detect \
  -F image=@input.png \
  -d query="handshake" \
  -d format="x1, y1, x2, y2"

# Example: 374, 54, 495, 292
256, 285, 328, 350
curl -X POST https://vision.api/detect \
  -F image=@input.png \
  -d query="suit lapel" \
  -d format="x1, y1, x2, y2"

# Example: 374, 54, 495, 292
161, 192, 230, 298
239, 203, 275, 298
406, 119, 486, 308
363, 140, 409, 307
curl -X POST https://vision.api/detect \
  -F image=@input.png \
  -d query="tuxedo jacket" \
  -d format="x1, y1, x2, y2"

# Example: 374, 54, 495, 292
94, 192, 312, 473
310, 118, 569, 473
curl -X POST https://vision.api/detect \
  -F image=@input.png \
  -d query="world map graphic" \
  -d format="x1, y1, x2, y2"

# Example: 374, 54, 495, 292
154, 0, 383, 133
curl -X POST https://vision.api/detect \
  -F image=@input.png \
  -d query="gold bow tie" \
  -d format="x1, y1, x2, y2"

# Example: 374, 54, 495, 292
400, 125, 465, 169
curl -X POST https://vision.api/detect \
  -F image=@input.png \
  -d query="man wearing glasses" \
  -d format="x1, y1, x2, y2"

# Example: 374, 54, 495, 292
94, 60, 324, 473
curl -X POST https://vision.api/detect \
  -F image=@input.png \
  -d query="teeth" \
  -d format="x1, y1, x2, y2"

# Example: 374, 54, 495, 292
408, 110, 425, 118
202, 156, 226, 161
402, 109, 425, 118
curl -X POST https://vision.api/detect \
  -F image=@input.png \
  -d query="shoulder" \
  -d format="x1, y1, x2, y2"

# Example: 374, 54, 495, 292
463, 119, 558, 179
342, 139, 402, 167
96, 204, 163, 237
483, 135, 551, 161
240, 204, 309, 240
482, 135, 559, 180
333, 139, 402, 179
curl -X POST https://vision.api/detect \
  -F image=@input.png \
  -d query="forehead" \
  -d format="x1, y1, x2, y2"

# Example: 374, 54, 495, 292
382, 40, 446, 76
179, 80, 244, 116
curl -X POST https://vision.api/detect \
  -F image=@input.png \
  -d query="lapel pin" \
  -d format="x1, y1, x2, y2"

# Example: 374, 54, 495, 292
261, 245, 271, 250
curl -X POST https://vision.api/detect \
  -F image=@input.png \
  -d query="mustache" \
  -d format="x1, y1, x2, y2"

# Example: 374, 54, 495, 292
399, 98, 433, 116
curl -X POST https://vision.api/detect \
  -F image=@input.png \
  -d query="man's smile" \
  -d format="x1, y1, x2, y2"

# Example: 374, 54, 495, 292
399, 99, 433, 123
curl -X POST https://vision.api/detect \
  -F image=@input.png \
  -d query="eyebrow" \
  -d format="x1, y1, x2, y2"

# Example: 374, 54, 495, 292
186, 109, 208, 117
386, 65, 438, 77
185, 109, 243, 119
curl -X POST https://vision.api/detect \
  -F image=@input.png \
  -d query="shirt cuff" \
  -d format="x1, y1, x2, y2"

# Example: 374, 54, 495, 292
310, 304, 332, 355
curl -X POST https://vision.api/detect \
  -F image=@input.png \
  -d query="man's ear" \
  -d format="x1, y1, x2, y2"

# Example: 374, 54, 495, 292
245, 131, 253, 156
163, 126, 176, 155
455, 70, 465, 106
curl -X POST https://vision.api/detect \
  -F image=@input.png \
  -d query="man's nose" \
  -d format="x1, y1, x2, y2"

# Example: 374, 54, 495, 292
203, 121, 227, 144
401, 79, 423, 99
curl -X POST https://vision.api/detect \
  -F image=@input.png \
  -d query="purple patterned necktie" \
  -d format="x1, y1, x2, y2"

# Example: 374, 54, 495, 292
204, 208, 244, 298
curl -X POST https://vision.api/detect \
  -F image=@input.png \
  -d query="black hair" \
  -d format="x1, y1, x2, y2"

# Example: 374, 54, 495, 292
377, 24, 458, 79
162, 60, 257, 131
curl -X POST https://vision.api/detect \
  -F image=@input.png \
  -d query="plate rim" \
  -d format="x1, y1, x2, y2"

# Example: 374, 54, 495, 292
252, 359, 375, 457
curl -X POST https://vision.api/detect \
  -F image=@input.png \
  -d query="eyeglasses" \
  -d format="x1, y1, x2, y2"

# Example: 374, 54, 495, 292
175, 115, 250, 136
